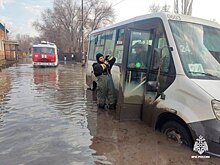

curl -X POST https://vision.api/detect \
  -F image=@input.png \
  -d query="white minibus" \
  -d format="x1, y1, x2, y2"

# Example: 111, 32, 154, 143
86, 12, 220, 157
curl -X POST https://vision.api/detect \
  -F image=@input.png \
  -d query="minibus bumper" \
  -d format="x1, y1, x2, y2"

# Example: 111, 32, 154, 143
190, 119, 220, 157
206, 140, 220, 157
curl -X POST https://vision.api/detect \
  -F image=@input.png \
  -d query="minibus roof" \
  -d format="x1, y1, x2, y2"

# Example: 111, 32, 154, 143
91, 12, 220, 35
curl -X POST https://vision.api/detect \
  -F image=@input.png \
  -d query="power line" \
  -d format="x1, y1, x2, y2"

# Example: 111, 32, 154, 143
112, 0, 126, 7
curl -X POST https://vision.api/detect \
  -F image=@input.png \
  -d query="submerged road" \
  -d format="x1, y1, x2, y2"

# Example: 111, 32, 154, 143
0, 59, 218, 165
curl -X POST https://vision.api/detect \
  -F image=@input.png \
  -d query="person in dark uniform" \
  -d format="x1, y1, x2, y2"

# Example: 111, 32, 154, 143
128, 42, 147, 69
92, 53, 117, 110
128, 42, 148, 83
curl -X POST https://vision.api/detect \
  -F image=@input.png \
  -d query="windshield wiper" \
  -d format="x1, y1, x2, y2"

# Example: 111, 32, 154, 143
188, 71, 220, 79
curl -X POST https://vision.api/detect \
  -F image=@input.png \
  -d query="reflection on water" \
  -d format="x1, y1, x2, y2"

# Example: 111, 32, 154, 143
0, 70, 11, 101
0, 63, 96, 165
33, 67, 59, 85
0, 70, 11, 127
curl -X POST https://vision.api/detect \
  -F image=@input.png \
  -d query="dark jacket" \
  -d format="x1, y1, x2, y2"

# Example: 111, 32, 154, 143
92, 55, 116, 77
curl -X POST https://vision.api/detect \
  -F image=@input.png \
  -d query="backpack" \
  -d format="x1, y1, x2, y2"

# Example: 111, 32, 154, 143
92, 63, 103, 77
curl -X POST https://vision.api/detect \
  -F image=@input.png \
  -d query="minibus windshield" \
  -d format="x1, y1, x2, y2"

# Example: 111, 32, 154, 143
169, 21, 220, 80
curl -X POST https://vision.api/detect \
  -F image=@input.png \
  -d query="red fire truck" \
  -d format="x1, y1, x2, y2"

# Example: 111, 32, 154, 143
32, 41, 58, 67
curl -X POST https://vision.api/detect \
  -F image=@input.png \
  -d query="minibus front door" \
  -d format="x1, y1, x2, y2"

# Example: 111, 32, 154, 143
121, 28, 155, 120
142, 46, 175, 125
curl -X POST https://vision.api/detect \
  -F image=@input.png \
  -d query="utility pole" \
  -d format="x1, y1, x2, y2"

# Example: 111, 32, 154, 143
81, 0, 85, 66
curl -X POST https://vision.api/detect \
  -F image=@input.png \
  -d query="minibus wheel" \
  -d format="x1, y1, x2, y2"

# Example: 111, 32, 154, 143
161, 121, 192, 148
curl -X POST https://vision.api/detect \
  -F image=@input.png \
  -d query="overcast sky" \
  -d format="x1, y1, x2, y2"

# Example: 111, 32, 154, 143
112, 0, 220, 22
0, 0, 53, 37
0, 0, 220, 38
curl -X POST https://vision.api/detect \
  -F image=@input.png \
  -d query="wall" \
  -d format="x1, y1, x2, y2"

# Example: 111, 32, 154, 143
0, 29, 6, 60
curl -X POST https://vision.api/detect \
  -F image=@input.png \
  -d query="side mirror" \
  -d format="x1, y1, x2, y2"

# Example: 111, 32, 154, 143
147, 81, 160, 92
147, 81, 166, 99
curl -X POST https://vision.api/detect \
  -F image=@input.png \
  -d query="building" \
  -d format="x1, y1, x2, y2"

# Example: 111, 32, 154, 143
0, 23, 7, 61
0, 23, 19, 68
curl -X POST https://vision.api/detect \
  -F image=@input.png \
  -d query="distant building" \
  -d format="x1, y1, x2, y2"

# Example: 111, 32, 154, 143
0, 23, 7, 61
0, 23, 19, 62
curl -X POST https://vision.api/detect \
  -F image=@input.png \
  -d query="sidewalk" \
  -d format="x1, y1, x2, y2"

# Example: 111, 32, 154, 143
0, 59, 17, 71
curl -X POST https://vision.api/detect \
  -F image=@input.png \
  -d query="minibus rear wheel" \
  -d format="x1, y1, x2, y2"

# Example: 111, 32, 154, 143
161, 121, 193, 148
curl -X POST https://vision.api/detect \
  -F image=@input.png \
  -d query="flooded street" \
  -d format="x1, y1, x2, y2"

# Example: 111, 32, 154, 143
0, 59, 219, 165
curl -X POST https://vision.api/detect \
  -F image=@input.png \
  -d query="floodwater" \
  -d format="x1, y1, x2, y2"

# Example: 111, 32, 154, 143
0, 59, 219, 165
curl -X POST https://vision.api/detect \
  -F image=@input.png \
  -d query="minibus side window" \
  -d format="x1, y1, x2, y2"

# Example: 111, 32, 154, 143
94, 33, 105, 55
114, 29, 125, 63
103, 30, 116, 58
152, 38, 171, 73
88, 35, 97, 60
204, 26, 220, 63
127, 31, 152, 69
148, 25, 175, 94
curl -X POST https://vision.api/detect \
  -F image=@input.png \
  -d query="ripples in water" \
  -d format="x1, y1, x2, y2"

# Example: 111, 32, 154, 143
0, 63, 97, 165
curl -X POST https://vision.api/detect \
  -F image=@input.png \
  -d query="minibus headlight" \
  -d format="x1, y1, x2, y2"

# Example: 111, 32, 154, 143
212, 100, 220, 120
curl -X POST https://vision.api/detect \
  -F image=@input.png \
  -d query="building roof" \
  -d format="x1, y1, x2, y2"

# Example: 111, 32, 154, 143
4, 40, 19, 45
0, 22, 9, 33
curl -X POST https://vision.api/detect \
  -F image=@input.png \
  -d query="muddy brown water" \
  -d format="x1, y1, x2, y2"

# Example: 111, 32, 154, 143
0, 59, 219, 165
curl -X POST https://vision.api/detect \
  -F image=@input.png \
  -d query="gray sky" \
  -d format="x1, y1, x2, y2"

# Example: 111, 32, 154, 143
111, 0, 220, 23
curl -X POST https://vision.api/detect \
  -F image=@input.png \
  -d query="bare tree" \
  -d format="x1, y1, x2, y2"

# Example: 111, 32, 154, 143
149, 3, 170, 13
33, 0, 80, 53
33, 0, 115, 53
16, 34, 34, 56
84, 0, 115, 31
174, 0, 193, 15
148, 4, 160, 13
80, 0, 115, 53
161, 3, 170, 12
